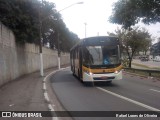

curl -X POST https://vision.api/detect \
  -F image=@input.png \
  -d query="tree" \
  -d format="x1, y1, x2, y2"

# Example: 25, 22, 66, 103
109, 0, 160, 29
0, 0, 79, 52
133, 0, 160, 24
0, 0, 40, 43
109, 0, 139, 29
49, 16, 80, 52
108, 27, 152, 68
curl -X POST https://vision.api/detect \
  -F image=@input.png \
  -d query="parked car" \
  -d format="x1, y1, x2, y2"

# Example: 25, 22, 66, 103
140, 56, 149, 61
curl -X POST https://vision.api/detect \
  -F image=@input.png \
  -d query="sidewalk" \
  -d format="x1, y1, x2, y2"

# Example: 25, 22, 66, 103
0, 67, 57, 120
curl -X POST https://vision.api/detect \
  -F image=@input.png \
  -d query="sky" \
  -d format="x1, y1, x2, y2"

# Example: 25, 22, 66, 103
48, 0, 160, 43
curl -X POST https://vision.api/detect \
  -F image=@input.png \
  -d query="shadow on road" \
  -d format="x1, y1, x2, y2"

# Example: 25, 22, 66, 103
94, 82, 118, 87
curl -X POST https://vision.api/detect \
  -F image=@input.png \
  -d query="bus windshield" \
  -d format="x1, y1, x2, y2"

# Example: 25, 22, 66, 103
83, 45, 120, 66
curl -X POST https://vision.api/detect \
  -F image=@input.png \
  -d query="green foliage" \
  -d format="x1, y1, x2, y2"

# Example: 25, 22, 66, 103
109, 0, 160, 29
0, 0, 40, 43
0, 0, 79, 52
134, 0, 160, 24
109, 0, 139, 29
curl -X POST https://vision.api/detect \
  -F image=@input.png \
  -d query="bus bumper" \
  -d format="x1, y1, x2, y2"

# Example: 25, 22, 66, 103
83, 71, 122, 82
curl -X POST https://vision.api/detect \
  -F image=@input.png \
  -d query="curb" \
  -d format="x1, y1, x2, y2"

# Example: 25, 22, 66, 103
43, 67, 69, 120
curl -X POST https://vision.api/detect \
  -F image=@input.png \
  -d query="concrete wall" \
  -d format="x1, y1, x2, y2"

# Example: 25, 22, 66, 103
0, 22, 70, 86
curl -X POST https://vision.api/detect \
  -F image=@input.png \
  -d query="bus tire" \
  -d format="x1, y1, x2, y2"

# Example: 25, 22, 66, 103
72, 71, 75, 76
106, 81, 112, 84
72, 73, 75, 76
78, 69, 84, 83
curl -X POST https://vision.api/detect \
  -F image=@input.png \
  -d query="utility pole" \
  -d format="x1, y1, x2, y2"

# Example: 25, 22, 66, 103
57, 32, 60, 70
57, 2, 84, 70
38, 1, 83, 72
84, 22, 87, 38
97, 32, 99, 36
39, 0, 44, 76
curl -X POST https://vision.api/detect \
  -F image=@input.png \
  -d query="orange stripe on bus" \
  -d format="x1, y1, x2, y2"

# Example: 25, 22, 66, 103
82, 65, 123, 74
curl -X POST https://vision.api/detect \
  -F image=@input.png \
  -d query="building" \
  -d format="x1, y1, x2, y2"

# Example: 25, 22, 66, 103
150, 41, 160, 56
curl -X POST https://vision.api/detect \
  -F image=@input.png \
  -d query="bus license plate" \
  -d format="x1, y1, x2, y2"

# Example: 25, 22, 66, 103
101, 76, 108, 79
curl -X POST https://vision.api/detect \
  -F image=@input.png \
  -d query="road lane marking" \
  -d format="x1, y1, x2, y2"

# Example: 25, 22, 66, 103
43, 70, 59, 120
43, 83, 46, 90
48, 104, 58, 120
43, 67, 68, 120
97, 87, 160, 111
44, 92, 50, 102
150, 89, 160, 93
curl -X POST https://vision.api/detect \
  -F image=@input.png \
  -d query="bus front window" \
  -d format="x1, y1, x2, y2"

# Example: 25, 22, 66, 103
83, 46, 120, 66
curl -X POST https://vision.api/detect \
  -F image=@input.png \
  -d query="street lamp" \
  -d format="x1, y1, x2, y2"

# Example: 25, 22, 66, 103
39, 1, 83, 76
57, 2, 84, 70
58, 2, 84, 13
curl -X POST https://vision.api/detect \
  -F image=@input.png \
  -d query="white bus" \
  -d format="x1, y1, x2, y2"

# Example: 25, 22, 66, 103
70, 36, 123, 86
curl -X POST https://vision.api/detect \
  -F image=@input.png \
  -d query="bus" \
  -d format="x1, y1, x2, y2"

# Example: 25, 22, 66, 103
70, 36, 122, 85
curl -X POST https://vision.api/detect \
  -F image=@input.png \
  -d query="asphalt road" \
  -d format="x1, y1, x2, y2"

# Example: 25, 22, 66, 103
50, 68, 160, 120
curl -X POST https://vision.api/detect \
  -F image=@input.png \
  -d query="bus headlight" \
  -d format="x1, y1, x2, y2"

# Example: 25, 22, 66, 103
86, 71, 93, 75
89, 72, 93, 75
114, 70, 120, 74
